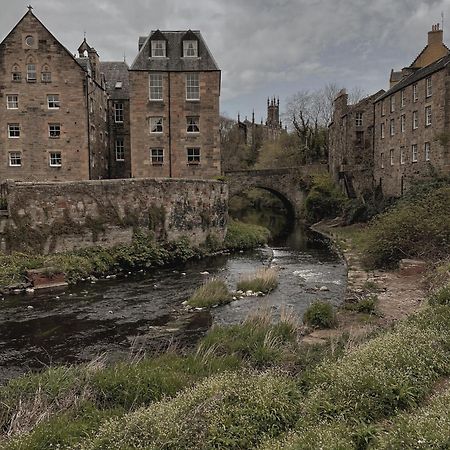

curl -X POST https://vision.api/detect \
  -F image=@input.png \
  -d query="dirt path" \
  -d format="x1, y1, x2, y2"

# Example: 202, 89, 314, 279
302, 222, 426, 345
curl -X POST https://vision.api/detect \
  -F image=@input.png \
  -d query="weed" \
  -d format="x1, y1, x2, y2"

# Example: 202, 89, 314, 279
186, 278, 232, 308
237, 267, 278, 293
303, 300, 337, 329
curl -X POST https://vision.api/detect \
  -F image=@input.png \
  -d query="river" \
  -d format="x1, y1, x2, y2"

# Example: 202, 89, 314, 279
0, 227, 346, 383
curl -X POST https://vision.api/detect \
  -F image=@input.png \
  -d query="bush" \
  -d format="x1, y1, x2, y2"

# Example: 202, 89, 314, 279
78, 372, 302, 450
237, 267, 278, 293
224, 219, 270, 251
345, 295, 377, 314
303, 301, 336, 329
304, 175, 346, 223
428, 284, 450, 306
186, 278, 232, 308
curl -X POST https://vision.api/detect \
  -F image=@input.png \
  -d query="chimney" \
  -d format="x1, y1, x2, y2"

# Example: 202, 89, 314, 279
428, 23, 443, 46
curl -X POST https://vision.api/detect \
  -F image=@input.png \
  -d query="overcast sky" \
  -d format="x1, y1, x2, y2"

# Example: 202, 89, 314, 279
2, 0, 450, 121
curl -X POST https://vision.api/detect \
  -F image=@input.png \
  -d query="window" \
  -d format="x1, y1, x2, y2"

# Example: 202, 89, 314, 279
400, 148, 405, 165
401, 89, 405, 108
390, 149, 394, 166
25, 35, 34, 47
412, 110, 418, 129
151, 40, 166, 57
425, 142, 431, 161
355, 112, 363, 127
49, 151, 62, 167
426, 76, 432, 97
115, 139, 125, 161
12, 70, 21, 82
412, 144, 418, 163
41, 71, 51, 83
187, 116, 200, 133
8, 152, 21, 167
183, 40, 198, 57
150, 117, 163, 133
401, 114, 405, 133
151, 148, 164, 164
149, 74, 163, 100
8, 124, 20, 138
425, 106, 432, 126
49, 124, 61, 138
413, 83, 418, 102
114, 102, 124, 123
27, 64, 36, 82
186, 73, 200, 100
115, 81, 122, 89
390, 118, 395, 136
381, 123, 385, 139
47, 94, 60, 109
390, 95, 395, 113
7, 95, 18, 109
356, 131, 364, 146
187, 147, 200, 164
380, 152, 384, 169
381, 100, 385, 116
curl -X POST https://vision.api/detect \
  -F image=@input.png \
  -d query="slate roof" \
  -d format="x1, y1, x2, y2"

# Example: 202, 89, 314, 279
76, 57, 91, 73
131, 30, 219, 72
377, 54, 450, 102
100, 61, 130, 99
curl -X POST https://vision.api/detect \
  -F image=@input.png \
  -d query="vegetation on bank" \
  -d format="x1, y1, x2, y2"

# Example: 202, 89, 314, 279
186, 279, 232, 308
303, 300, 337, 329
237, 267, 279, 294
0, 220, 270, 289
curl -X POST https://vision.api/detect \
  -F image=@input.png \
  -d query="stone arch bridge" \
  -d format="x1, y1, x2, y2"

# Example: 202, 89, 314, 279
225, 165, 327, 220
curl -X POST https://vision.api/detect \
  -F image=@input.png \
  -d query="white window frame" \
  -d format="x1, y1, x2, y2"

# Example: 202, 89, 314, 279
150, 117, 163, 133
400, 114, 405, 133
412, 110, 418, 130
115, 138, 125, 161
49, 123, 61, 138
425, 142, 431, 161
186, 73, 200, 101
425, 106, 432, 126
381, 100, 385, 116
400, 148, 405, 165
151, 148, 164, 165
41, 71, 52, 83
390, 149, 394, 166
47, 94, 60, 109
49, 151, 62, 167
401, 89, 405, 108
114, 102, 124, 123
8, 123, 20, 138
8, 151, 22, 167
27, 64, 36, 82
390, 95, 395, 113
413, 83, 418, 102
426, 76, 432, 98
355, 112, 363, 127
183, 40, 198, 57
187, 116, 200, 133
149, 74, 163, 101
12, 70, 21, 82
380, 123, 385, 139
390, 118, 395, 136
151, 40, 166, 57
187, 147, 200, 164
381, 152, 384, 169
412, 144, 418, 163
7, 95, 18, 109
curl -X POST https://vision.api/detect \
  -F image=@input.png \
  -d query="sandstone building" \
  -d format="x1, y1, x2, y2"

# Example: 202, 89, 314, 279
330, 24, 450, 198
0, 9, 221, 183
129, 30, 221, 179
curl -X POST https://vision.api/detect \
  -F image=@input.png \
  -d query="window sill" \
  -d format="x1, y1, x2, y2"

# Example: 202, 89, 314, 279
187, 162, 200, 166
8, 137, 20, 139
49, 136, 61, 139
50, 165, 62, 168
151, 163, 164, 166
187, 132, 200, 135
116, 159, 125, 162
9, 165, 22, 168
186, 99, 200, 102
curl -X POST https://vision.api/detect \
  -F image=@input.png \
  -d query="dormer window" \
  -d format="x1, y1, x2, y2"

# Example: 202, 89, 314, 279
183, 40, 198, 57
151, 40, 166, 57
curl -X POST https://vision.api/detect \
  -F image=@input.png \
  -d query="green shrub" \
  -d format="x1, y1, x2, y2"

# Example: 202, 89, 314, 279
303, 301, 336, 329
78, 372, 302, 450
237, 267, 278, 293
186, 278, 232, 308
345, 295, 377, 314
224, 219, 270, 251
428, 284, 450, 306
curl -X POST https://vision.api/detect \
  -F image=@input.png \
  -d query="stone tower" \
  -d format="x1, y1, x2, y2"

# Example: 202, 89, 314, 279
266, 97, 280, 128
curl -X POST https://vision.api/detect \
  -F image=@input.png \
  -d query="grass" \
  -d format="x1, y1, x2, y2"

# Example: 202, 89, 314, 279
186, 278, 232, 308
344, 295, 378, 314
223, 219, 270, 251
237, 267, 278, 293
303, 300, 337, 329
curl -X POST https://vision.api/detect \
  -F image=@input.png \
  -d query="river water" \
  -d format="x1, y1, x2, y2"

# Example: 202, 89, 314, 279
0, 227, 346, 383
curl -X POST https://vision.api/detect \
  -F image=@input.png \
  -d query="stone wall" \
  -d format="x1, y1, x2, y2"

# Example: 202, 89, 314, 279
1, 178, 228, 254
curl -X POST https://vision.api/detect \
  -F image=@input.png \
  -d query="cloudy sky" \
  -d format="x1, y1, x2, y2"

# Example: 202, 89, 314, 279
1, 0, 450, 121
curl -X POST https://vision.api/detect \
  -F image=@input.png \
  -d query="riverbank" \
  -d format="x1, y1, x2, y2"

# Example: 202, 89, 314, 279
0, 220, 270, 294
306, 220, 426, 344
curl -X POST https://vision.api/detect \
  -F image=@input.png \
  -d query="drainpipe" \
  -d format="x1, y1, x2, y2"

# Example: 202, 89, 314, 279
168, 72, 173, 178
86, 75, 92, 180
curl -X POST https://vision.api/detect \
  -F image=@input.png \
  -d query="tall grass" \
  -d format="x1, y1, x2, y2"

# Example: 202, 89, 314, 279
186, 278, 232, 308
237, 267, 278, 293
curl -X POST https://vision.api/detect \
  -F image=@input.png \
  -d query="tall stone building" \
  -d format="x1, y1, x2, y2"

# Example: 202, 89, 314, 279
129, 30, 221, 179
0, 8, 108, 182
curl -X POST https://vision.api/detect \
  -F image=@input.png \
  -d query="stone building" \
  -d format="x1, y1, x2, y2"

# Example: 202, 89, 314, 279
129, 30, 221, 179
0, 8, 108, 182
329, 89, 385, 197
374, 24, 450, 197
